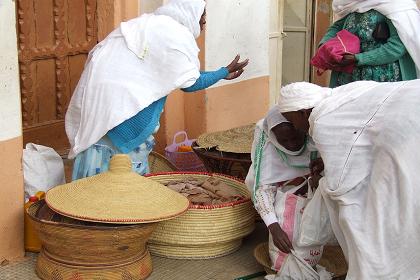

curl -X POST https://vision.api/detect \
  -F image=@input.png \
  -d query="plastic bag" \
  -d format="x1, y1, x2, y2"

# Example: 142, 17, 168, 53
298, 179, 336, 247
269, 179, 324, 271
275, 252, 332, 280
23, 143, 66, 201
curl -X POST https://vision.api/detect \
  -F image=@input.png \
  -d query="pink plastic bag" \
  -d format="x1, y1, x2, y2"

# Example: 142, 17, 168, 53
165, 131, 206, 172
311, 29, 360, 75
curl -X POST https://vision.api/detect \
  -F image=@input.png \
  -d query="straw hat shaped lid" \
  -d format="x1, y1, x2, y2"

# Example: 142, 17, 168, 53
46, 155, 189, 224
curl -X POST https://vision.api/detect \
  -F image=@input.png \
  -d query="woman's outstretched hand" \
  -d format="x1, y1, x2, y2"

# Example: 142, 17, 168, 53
268, 222, 293, 253
225, 55, 249, 80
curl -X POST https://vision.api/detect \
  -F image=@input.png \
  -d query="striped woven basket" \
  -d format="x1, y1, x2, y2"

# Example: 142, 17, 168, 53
145, 172, 256, 259
28, 200, 156, 280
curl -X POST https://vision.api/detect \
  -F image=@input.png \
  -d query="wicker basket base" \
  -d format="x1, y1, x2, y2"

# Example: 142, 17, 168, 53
149, 239, 242, 260
36, 249, 153, 280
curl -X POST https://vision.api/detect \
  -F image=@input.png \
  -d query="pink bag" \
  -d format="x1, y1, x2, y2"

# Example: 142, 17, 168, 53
311, 29, 360, 75
165, 131, 206, 172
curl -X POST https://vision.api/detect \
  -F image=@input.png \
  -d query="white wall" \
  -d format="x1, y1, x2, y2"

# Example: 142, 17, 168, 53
205, 0, 270, 87
0, 0, 22, 141
139, 0, 163, 14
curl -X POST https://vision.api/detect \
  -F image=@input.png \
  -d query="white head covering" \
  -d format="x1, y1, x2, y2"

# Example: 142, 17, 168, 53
155, 0, 206, 39
277, 82, 332, 113
332, 0, 420, 76
245, 106, 313, 189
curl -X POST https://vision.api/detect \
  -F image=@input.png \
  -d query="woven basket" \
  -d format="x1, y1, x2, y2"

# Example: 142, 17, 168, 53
192, 142, 251, 180
253, 242, 348, 279
145, 172, 255, 259
148, 151, 178, 173
28, 200, 156, 279
36, 248, 152, 280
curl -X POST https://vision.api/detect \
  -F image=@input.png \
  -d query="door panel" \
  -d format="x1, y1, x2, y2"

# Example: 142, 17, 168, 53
281, 0, 313, 85
16, 0, 98, 154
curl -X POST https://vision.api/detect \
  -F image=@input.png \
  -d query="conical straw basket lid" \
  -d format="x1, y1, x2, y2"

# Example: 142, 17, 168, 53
46, 154, 189, 224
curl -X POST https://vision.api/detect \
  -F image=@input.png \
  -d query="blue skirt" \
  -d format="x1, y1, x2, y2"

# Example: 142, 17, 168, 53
72, 134, 156, 181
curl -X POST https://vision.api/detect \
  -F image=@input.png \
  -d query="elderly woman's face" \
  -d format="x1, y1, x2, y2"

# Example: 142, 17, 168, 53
282, 110, 311, 134
199, 9, 206, 31
272, 123, 306, 152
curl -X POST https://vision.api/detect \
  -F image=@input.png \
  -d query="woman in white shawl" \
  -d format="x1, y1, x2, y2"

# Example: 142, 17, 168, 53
245, 106, 320, 271
319, 0, 420, 87
278, 80, 420, 279
66, 0, 248, 180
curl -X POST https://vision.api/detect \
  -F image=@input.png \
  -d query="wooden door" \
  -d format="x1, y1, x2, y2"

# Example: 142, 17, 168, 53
281, 0, 313, 85
16, 0, 98, 155
269, 0, 285, 106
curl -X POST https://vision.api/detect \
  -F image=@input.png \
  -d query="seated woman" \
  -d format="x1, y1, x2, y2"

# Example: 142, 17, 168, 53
245, 106, 321, 272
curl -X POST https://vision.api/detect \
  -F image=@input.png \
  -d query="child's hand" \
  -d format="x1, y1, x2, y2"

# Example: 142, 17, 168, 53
268, 222, 293, 253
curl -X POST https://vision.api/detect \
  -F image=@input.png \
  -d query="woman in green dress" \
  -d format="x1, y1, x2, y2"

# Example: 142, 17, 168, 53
320, 0, 420, 87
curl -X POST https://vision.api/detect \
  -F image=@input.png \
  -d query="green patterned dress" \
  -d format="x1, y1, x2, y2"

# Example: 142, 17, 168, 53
320, 10, 416, 88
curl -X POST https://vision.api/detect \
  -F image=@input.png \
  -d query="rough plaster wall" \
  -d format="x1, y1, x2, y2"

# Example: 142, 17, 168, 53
139, 0, 163, 14
0, 0, 22, 141
205, 0, 270, 88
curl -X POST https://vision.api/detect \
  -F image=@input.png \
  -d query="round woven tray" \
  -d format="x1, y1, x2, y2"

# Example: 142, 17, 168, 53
28, 200, 156, 277
145, 172, 256, 259
192, 142, 251, 180
196, 124, 255, 154
254, 242, 348, 278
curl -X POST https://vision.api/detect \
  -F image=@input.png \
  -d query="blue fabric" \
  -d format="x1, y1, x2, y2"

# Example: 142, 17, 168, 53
72, 135, 156, 180
182, 67, 229, 92
107, 96, 166, 153
106, 67, 227, 153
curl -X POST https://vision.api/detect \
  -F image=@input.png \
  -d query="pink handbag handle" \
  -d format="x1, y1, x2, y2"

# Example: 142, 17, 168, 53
172, 131, 189, 145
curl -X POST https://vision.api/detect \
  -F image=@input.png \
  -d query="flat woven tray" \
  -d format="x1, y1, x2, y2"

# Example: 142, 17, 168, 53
196, 124, 255, 154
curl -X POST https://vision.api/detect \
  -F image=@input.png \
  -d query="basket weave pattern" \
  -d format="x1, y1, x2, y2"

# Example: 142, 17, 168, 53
146, 172, 255, 259
36, 249, 153, 280
28, 201, 156, 279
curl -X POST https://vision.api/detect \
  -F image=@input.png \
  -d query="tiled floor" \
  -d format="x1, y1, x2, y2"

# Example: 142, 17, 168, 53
0, 222, 268, 280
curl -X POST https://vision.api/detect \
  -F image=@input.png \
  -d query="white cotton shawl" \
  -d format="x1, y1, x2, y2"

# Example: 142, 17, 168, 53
245, 106, 312, 190
302, 79, 420, 279
65, 0, 205, 158
332, 0, 420, 76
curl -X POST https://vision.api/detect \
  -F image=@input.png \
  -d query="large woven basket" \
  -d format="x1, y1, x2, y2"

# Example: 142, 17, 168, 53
145, 172, 255, 259
254, 242, 348, 279
28, 200, 156, 280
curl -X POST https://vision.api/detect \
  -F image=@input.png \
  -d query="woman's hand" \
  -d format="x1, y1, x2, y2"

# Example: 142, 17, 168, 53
268, 222, 293, 253
309, 157, 324, 190
341, 54, 356, 65
309, 157, 324, 175
309, 173, 322, 190
225, 55, 249, 80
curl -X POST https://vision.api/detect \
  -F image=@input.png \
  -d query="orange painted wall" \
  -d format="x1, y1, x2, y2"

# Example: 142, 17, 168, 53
205, 76, 269, 133
0, 137, 24, 262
